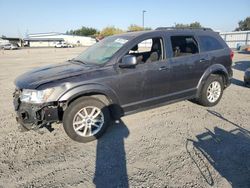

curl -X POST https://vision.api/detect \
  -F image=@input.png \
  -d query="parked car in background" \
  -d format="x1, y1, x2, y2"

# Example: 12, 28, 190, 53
55, 42, 74, 48
13, 28, 233, 143
244, 68, 250, 87
3, 43, 19, 50
67, 44, 74, 48
55, 42, 67, 48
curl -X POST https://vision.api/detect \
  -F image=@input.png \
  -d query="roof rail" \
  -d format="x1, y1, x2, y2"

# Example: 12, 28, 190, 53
155, 27, 213, 31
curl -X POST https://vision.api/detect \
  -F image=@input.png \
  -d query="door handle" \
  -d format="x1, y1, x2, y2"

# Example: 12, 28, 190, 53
159, 66, 169, 71
200, 58, 208, 63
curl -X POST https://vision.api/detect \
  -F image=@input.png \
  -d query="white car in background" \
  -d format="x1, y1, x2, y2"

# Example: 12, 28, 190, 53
55, 42, 74, 48
55, 42, 67, 48
67, 44, 74, 48
3, 43, 19, 50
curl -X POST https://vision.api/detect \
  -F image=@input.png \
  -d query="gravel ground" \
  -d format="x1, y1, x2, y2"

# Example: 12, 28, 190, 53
0, 48, 249, 188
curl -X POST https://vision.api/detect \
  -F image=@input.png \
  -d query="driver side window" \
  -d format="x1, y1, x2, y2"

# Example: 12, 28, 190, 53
127, 37, 164, 64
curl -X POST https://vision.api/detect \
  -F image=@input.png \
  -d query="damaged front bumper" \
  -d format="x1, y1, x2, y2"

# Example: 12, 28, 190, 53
13, 89, 61, 130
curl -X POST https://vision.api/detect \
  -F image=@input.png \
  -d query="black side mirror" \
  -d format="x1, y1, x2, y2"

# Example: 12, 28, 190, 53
119, 55, 137, 68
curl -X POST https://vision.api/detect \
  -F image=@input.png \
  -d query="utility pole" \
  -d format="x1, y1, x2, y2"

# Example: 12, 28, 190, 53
142, 10, 146, 29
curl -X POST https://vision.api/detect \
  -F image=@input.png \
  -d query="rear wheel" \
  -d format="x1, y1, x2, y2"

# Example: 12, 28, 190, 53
197, 74, 224, 107
63, 97, 110, 143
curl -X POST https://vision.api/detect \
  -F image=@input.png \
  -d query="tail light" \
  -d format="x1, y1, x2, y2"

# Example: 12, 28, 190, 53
230, 50, 234, 60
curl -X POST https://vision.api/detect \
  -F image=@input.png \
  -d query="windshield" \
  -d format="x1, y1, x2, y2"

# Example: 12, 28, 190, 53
74, 36, 130, 65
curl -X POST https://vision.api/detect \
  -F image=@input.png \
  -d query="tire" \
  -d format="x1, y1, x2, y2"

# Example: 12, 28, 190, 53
197, 74, 224, 107
63, 97, 110, 143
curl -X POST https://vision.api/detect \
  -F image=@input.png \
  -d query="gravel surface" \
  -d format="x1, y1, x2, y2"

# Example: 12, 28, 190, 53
0, 48, 249, 188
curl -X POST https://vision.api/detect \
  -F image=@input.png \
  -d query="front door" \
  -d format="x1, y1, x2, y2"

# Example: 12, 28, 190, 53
142, 59, 171, 106
118, 36, 172, 111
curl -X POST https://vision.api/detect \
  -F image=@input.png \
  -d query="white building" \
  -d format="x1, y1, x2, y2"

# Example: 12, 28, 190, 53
24, 32, 96, 47
220, 30, 250, 49
0, 38, 10, 47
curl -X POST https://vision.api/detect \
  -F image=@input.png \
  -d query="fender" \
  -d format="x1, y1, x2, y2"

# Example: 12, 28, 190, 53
196, 64, 230, 97
57, 83, 120, 105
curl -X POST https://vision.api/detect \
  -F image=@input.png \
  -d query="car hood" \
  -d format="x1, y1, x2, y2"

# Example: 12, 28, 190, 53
15, 61, 98, 89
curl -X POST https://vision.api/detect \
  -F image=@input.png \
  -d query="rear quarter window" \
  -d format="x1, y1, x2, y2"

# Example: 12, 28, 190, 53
198, 35, 224, 52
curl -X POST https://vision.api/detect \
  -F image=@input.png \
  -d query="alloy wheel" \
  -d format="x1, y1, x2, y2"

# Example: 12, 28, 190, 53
207, 81, 221, 103
72, 106, 104, 137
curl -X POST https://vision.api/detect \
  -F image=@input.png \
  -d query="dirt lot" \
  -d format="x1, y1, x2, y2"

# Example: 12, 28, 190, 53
0, 48, 249, 188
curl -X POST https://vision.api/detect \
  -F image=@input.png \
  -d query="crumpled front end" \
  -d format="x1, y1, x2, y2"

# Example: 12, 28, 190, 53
13, 89, 61, 130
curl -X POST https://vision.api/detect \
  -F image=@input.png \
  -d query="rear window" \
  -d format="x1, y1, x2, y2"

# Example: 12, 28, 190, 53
199, 35, 224, 52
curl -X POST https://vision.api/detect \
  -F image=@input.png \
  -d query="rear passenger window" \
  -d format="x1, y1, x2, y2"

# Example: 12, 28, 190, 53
171, 36, 199, 57
199, 35, 223, 52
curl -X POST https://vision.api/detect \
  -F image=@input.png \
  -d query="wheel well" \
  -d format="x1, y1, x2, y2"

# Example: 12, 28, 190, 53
57, 93, 111, 121
196, 70, 228, 99
67, 92, 111, 106
211, 71, 227, 88
61, 92, 123, 120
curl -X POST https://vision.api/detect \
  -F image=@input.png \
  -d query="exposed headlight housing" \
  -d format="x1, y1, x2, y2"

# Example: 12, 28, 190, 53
20, 88, 54, 104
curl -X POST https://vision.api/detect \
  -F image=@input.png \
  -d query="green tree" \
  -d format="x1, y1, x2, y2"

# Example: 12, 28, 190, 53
189, 22, 202, 28
100, 26, 124, 37
127, 24, 144, 32
174, 22, 202, 28
235, 17, 250, 31
175, 23, 189, 28
67, 26, 98, 36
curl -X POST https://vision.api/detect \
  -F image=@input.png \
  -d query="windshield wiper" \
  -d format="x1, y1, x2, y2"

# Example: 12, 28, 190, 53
68, 59, 86, 64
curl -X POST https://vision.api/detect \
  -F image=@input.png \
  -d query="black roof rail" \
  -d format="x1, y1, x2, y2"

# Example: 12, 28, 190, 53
155, 27, 213, 31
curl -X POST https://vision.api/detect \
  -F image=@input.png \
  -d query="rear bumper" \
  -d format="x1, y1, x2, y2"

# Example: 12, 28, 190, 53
14, 96, 60, 130
244, 70, 250, 86
227, 76, 232, 88
226, 67, 233, 87
244, 77, 250, 86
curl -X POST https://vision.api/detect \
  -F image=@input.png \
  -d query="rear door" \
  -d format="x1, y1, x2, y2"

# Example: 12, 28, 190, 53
167, 35, 210, 95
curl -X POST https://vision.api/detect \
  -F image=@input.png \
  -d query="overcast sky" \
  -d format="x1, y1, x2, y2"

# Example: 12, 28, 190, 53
0, 0, 249, 37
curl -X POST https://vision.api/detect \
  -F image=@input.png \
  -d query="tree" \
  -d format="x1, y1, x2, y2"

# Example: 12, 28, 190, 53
174, 22, 202, 28
100, 26, 124, 37
175, 23, 189, 28
235, 17, 250, 31
127, 24, 144, 32
67, 26, 98, 36
189, 22, 202, 28
127, 24, 152, 32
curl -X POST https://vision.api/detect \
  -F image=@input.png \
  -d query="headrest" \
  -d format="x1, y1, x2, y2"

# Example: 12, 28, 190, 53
152, 43, 160, 51
131, 45, 138, 51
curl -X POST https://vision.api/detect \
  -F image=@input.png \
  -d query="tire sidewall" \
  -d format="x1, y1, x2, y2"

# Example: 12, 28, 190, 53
200, 75, 224, 107
63, 97, 110, 143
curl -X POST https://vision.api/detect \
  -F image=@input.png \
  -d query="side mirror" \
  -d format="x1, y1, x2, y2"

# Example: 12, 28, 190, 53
119, 55, 137, 68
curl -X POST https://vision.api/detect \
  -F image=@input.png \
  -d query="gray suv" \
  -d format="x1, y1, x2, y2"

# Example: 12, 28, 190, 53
13, 28, 233, 143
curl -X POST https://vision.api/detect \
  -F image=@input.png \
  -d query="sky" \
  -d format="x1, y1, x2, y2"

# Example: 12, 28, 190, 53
0, 0, 249, 37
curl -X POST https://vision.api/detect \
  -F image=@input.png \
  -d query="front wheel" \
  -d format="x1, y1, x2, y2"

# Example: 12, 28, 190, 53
63, 97, 110, 143
197, 74, 224, 107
